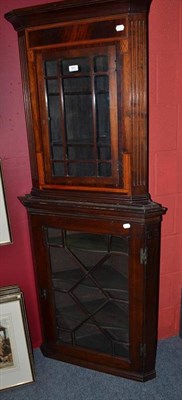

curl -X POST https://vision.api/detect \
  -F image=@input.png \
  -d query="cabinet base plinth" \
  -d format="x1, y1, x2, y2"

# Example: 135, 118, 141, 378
40, 343, 156, 382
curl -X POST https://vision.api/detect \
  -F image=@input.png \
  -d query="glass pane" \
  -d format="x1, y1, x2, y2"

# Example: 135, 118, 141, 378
47, 228, 63, 245
68, 163, 95, 177
97, 146, 111, 160
62, 57, 90, 75
94, 301, 129, 331
114, 342, 129, 359
53, 269, 84, 292
57, 329, 72, 344
45, 60, 58, 76
50, 246, 81, 274
66, 232, 109, 251
95, 75, 109, 92
52, 162, 65, 176
64, 94, 93, 142
48, 95, 61, 142
67, 145, 94, 160
63, 77, 91, 94
52, 145, 63, 160
91, 254, 129, 301
47, 79, 59, 94
96, 93, 110, 142
69, 249, 107, 270
55, 292, 88, 330
94, 55, 108, 72
110, 236, 129, 253
75, 323, 113, 354
98, 163, 111, 177
73, 277, 107, 313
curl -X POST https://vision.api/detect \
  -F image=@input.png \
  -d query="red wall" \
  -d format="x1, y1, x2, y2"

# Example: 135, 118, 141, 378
149, 0, 182, 338
0, 0, 181, 347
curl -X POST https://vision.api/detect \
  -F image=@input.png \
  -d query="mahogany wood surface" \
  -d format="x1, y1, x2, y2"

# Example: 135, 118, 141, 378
5, 0, 166, 381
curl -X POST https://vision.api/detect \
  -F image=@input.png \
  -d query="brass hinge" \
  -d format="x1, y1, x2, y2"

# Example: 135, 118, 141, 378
140, 247, 148, 266
140, 343, 146, 358
40, 288, 47, 300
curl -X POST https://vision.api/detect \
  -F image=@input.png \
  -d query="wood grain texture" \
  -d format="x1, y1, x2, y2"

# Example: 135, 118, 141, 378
5, 1, 153, 32
18, 32, 38, 188
130, 16, 148, 193
20, 196, 165, 381
5, 0, 167, 382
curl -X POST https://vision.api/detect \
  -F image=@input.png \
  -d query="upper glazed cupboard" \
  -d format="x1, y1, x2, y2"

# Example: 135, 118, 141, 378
6, 0, 150, 197
5, 0, 166, 382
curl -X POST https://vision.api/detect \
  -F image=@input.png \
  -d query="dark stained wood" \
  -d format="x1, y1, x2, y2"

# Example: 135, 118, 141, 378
5, 1, 153, 32
5, 0, 167, 381
21, 195, 165, 381
130, 16, 148, 194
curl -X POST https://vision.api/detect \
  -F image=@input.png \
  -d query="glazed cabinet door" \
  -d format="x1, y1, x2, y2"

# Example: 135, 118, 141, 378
34, 43, 122, 189
36, 45, 119, 187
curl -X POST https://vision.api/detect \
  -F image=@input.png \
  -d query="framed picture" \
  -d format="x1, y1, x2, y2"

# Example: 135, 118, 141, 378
0, 159, 12, 245
0, 286, 35, 391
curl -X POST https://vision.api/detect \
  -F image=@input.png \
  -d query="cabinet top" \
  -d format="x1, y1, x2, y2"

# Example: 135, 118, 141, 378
5, 0, 152, 31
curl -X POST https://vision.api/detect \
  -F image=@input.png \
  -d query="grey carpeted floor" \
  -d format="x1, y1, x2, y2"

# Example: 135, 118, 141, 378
0, 336, 182, 400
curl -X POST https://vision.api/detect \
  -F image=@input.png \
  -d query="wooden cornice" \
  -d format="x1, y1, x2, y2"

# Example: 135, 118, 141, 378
5, 0, 152, 31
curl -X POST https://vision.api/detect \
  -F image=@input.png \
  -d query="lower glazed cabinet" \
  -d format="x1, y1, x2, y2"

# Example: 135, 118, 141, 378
23, 197, 163, 382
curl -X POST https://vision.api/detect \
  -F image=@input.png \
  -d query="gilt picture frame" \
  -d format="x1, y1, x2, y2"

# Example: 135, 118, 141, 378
0, 286, 35, 391
0, 159, 12, 245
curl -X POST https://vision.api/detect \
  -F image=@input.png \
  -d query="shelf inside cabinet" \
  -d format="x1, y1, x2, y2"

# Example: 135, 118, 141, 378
55, 298, 129, 358
52, 264, 129, 301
